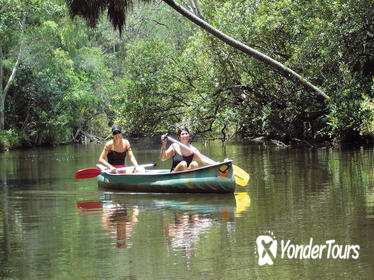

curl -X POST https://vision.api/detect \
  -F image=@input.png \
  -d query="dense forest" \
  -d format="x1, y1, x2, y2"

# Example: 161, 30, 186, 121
1, 0, 373, 150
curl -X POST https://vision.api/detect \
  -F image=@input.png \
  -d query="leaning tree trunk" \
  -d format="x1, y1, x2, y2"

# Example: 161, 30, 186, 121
162, 0, 330, 101
0, 15, 25, 130
0, 44, 23, 130
0, 46, 4, 130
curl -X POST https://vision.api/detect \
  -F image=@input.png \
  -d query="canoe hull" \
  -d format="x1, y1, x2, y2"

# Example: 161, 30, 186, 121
97, 161, 236, 193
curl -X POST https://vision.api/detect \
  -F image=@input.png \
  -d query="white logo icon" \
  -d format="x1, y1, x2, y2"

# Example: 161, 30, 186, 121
256, 234, 277, 266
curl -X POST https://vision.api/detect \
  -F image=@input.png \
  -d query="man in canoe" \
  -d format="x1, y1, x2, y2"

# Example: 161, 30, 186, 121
98, 125, 145, 174
160, 125, 212, 172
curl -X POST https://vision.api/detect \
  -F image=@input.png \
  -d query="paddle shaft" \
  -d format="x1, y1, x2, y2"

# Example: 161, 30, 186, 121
166, 135, 216, 164
102, 163, 155, 173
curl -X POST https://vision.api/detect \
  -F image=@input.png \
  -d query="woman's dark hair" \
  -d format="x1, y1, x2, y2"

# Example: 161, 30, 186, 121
177, 125, 190, 137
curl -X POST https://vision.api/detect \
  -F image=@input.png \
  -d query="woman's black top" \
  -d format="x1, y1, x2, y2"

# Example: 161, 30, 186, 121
107, 150, 127, 166
171, 150, 194, 171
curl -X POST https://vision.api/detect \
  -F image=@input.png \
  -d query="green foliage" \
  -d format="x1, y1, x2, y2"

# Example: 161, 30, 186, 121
1, 0, 374, 149
360, 86, 374, 137
0, 129, 21, 149
2, 0, 112, 145
112, 39, 186, 135
191, 0, 374, 142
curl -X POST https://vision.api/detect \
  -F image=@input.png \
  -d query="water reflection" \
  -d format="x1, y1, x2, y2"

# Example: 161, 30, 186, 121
77, 199, 139, 248
2, 173, 10, 261
164, 211, 212, 259
102, 202, 139, 248
77, 192, 251, 253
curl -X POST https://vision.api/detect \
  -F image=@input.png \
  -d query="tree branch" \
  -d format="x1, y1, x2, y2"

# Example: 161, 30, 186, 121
162, 0, 330, 101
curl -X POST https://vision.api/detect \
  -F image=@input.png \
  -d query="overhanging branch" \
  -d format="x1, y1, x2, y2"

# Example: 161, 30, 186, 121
162, 0, 330, 101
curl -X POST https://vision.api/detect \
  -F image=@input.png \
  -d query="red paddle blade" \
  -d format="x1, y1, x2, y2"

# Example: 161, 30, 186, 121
75, 168, 101, 179
77, 200, 103, 211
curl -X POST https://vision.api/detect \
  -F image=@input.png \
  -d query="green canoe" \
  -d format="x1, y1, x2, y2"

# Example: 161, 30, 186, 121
97, 160, 236, 193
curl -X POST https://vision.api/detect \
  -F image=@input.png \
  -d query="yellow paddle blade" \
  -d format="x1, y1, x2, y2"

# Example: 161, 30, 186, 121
233, 164, 250, 186
234, 192, 251, 217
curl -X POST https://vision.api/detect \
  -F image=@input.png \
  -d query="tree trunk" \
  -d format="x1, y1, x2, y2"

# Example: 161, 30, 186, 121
0, 45, 4, 130
162, 0, 330, 101
0, 16, 25, 130
0, 45, 23, 130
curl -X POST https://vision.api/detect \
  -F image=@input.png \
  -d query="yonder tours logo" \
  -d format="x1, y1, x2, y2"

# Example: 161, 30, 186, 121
256, 233, 278, 266
256, 233, 360, 266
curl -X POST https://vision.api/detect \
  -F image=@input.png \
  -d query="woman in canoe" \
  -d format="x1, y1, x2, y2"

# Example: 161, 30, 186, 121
98, 125, 145, 174
160, 125, 211, 172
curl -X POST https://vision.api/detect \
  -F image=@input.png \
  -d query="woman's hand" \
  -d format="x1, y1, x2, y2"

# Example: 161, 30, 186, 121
161, 134, 168, 146
160, 134, 169, 160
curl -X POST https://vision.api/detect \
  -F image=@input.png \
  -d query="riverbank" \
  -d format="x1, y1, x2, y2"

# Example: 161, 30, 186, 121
0, 128, 105, 152
1, 128, 373, 153
244, 135, 374, 149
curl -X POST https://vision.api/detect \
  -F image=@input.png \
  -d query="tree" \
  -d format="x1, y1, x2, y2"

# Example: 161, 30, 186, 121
1, 0, 114, 145
0, 1, 25, 130
65, 0, 330, 101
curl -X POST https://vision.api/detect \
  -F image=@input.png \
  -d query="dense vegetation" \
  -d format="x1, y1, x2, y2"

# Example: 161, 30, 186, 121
1, 0, 373, 149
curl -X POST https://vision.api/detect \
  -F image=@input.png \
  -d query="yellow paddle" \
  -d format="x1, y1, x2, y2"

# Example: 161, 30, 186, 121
166, 135, 250, 186
234, 192, 251, 217
233, 165, 250, 186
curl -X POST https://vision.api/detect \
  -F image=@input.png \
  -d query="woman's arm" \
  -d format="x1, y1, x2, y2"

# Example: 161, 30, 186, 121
193, 150, 214, 165
98, 142, 116, 172
126, 140, 139, 167
126, 140, 146, 173
161, 142, 175, 161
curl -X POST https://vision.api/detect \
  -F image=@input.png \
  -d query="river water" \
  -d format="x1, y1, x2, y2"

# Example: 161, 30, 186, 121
0, 139, 373, 279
